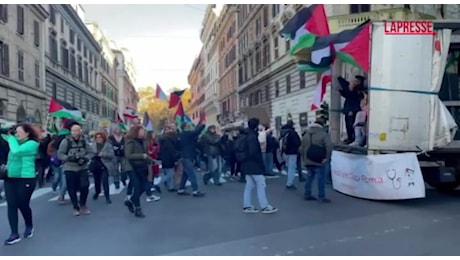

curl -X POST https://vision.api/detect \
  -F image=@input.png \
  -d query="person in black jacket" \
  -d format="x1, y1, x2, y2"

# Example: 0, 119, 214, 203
338, 75, 367, 144
279, 120, 301, 190
158, 127, 180, 192
240, 118, 278, 214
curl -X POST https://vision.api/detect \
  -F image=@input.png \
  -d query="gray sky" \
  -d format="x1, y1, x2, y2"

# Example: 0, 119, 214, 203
83, 4, 206, 92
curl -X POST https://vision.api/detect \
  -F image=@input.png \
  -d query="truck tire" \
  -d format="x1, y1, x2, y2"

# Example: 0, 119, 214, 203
425, 179, 460, 192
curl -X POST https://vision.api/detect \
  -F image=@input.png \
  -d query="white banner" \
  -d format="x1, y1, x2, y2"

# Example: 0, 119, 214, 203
331, 151, 425, 200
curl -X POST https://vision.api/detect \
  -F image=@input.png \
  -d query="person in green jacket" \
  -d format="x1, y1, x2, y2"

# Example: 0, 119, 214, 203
2, 123, 40, 246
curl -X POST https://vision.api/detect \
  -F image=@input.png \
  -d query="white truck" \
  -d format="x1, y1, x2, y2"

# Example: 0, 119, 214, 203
330, 20, 460, 192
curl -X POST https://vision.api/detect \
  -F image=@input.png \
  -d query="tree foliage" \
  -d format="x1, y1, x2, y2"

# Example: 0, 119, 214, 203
137, 86, 192, 129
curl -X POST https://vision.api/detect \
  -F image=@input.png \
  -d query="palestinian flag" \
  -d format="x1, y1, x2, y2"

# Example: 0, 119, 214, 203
311, 70, 332, 110
280, 4, 330, 59
169, 89, 185, 108
334, 20, 371, 73
143, 112, 153, 131
155, 84, 168, 102
296, 34, 336, 72
48, 98, 83, 121
123, 107, 138, 119
116, 113, 128, 131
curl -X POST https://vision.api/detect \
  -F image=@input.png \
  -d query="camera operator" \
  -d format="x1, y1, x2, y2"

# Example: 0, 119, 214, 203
58, 121, 95, 216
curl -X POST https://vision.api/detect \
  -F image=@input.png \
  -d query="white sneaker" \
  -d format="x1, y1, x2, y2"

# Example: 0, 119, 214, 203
146, 195, 160, 202
261, 206, 278, 214
243, 206, 259, 213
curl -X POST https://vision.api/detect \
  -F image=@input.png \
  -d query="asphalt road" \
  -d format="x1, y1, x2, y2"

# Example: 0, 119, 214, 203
1, 172, 460, 256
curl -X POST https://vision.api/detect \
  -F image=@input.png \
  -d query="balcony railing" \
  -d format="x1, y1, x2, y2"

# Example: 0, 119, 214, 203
328, 7, 436, 33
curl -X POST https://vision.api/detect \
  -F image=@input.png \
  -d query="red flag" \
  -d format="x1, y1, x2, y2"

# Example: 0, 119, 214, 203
199, 111, 206, 124
174, 101, 184, 119
169, 89, 185, 108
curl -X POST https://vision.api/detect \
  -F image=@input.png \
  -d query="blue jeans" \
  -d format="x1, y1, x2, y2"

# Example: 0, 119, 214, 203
304, 165, 326, 199
243, 175, 269, 209
262, 152, 274, 175
179, 158, 199, 192
285, 154, 297, 186
52, 166, 67, 198
204, 156, 222, 184
163, 168, 175, 190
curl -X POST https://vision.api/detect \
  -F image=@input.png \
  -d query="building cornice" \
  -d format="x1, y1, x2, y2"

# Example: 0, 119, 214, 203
31, 4, 49, 21
60, 4, 101, 53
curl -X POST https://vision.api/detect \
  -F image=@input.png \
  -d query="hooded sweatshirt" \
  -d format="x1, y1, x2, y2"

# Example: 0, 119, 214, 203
300, 122, 333, 166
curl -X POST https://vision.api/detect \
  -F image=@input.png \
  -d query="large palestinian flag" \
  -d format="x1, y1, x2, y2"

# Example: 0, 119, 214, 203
333, 20, 371, 73
280, 4, 330, 59
169, 89, 185, 108
48, 98, 83, 121
297, 20, 371, 73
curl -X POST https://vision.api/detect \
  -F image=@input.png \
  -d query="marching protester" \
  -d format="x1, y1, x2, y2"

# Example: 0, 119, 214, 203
108, 127, 126, 188
90, 131, 114, 204
279, 120, 301, 190
146, 130, 162, 194
177, 122, 206, 197
201, 125, 223, 186
2, 123, 40, 245
235, 118, 277, 214
58, 121, 94, 216
300, 117, 332, 203
35, 127, 52, 188
124, 125, 155, 218
158, 125, 180, 192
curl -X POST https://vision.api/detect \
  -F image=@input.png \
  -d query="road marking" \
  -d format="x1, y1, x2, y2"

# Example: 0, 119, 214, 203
0, 187, 54, 207
48, 184, 95, 202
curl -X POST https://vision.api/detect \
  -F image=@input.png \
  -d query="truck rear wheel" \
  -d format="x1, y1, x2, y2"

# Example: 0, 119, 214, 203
425, 179, 460, 192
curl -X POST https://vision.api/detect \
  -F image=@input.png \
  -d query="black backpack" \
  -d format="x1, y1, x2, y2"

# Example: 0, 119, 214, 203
305, 133, 327, 163
234, 135, 248, 162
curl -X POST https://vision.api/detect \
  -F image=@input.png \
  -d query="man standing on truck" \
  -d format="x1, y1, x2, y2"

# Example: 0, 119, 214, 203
338, 75, 366, 144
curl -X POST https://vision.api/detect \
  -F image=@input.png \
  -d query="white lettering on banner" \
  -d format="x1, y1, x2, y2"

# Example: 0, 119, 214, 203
331, 151, 426, 200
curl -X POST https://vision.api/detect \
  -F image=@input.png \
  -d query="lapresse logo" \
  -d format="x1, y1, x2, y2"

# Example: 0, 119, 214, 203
384, 20, 436, 35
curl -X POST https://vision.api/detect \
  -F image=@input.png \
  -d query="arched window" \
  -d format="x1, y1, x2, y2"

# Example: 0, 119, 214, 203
34, 109, 42, 124
16, 104, 26, 123
0, 100, 5, 118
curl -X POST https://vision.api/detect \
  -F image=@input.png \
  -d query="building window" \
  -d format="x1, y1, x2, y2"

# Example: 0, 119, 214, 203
272, 4, 280, 18
69, 29, 75, 44
286, 75, 291, 94
299, 71, 306, 89
285, 40, 291, 53
255, 18, 261, 36
275, 80, 279, 97
17, 51, 24, 82
61, 45, 69, 69
77, 57, 83, 80
83, 46, 87, 58
274, 37, 279, 59
0, 41, 9, 77
349, 4, 370, 14
60, 16, 64, 33
70, 49, 76, 75
263, 5, 269, 27
255, 47, 261, 72
262, 40, 270, 67
84, 63, 88, 84
0, 5, 8, 23
265, 85, 270, 101
35, 61, 40, 88
49, 5, 56, 25
49, 35, 58, 61
77, 38, 81, 51
33, 20, 40, 47
16, 6, 24, 35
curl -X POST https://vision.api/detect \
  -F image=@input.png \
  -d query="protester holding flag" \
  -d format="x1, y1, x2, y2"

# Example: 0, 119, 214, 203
338, 75, 366, 144
177, 121, 206, 197
158, 125, 181, 192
